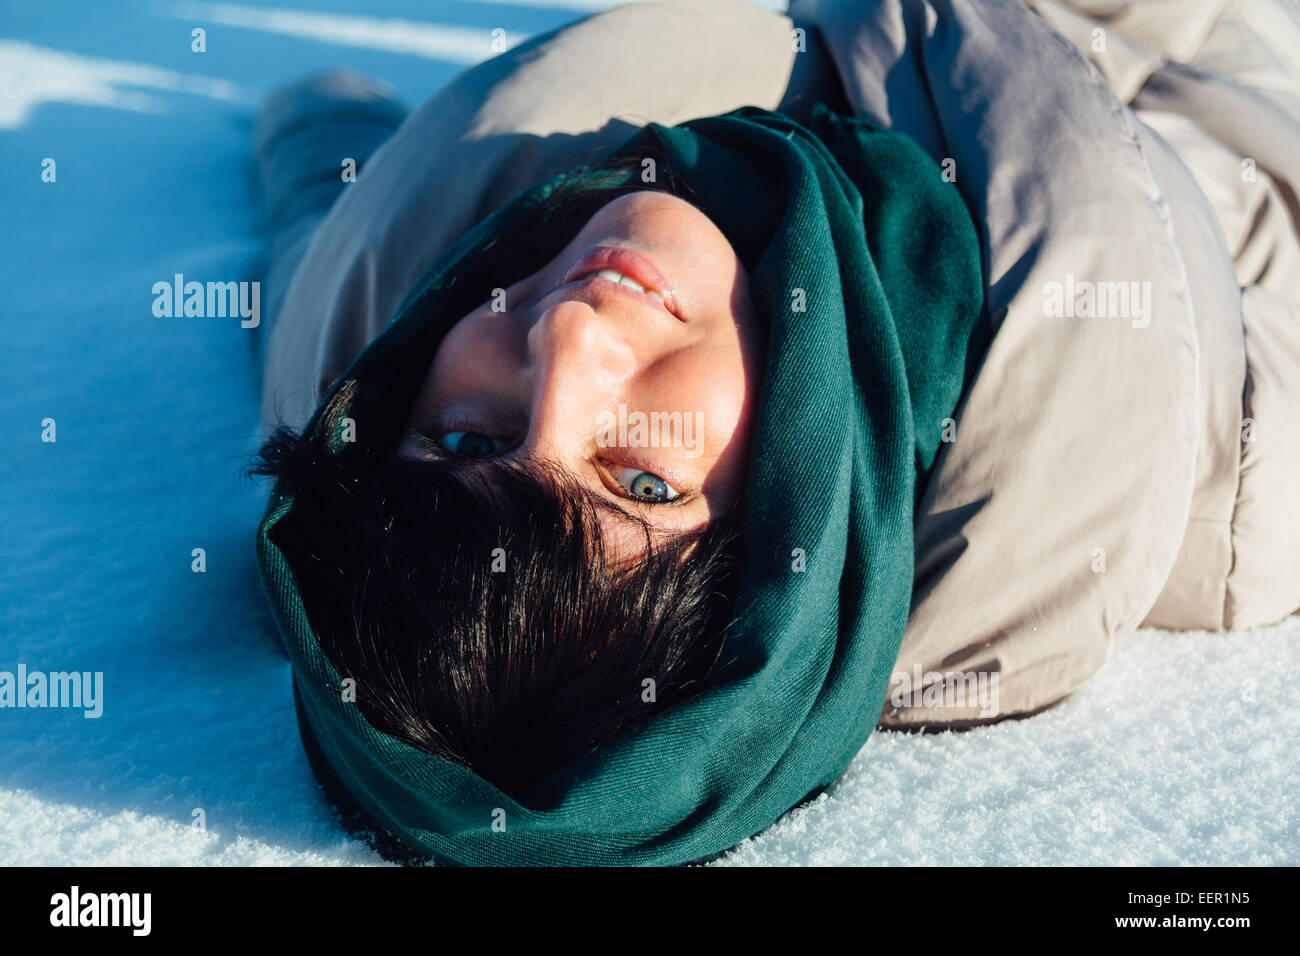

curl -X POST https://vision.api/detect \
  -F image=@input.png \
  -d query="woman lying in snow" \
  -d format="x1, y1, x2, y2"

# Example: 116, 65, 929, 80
250, 0, 1300, 865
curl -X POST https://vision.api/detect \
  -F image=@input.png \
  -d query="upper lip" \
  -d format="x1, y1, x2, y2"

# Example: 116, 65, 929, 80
552, 245, 684, 321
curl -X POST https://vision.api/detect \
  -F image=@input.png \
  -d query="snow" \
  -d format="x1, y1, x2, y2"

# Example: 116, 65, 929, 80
1, 0, 1296, 866
718, 619, 1300, 866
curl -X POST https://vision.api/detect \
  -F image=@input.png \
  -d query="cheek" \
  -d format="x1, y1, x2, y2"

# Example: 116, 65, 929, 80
428, 310, 518, 391
404, 311, 516, 432
667, 347, 752, 446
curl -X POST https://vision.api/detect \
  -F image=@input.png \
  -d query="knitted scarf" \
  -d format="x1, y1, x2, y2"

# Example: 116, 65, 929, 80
257, 104, 987, 865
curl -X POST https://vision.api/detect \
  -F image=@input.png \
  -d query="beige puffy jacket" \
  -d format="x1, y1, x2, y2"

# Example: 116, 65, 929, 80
259, 0, 1300, 730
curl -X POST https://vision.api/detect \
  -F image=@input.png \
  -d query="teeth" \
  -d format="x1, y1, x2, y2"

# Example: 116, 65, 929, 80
590, 269, 663, 302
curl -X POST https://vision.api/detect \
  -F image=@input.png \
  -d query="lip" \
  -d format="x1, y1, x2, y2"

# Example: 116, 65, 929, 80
554, 245, 685, 322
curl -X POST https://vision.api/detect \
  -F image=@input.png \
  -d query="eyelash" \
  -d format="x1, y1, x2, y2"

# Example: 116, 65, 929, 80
417, 421, 690, 507
598, 463, 688, 508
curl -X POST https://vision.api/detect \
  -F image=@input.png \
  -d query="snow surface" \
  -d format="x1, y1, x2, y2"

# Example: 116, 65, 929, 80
1, 0, 1296, 866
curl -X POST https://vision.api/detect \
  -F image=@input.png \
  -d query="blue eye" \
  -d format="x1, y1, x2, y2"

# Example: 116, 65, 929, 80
611, 465, 680, 503
439, 431, 506, 457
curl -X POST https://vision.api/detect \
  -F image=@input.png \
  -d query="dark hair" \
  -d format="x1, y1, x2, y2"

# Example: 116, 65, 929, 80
251, 419, 742, 795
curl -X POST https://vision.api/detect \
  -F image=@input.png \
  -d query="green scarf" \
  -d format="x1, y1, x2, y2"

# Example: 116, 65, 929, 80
257, 104, 987, 865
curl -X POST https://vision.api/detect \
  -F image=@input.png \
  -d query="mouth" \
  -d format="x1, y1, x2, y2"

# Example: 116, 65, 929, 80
553, 245, 685, 321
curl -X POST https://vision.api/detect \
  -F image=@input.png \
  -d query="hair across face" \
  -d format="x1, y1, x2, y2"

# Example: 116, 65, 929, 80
253, 423, 742, 795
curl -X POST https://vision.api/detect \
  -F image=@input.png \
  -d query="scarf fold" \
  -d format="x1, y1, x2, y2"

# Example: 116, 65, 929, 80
256, 104, 987, 865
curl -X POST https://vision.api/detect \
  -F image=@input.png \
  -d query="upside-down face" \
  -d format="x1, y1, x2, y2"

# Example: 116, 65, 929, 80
400, 190, 765, 558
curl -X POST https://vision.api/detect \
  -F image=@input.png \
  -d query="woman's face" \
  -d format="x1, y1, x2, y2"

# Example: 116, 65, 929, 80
400, 190, 764, 557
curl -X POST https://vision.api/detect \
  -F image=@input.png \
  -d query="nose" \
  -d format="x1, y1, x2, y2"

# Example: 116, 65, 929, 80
519, 300, 636, 460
